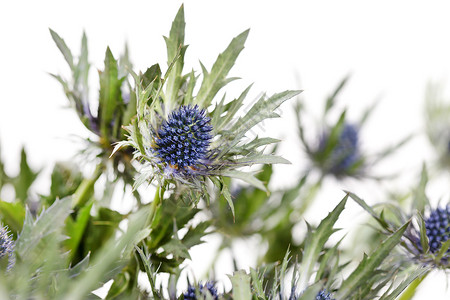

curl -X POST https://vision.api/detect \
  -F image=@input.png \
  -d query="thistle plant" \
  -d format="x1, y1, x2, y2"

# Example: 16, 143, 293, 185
224, 196, 417, 300
347, 166, 450, 299
1, 2, 450, 299
50, 29, 139, 201
296, 76, 410, 181
113, 6, 300, 211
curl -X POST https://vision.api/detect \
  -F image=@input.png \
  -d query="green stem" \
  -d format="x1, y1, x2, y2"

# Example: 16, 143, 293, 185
71, 164, 102, 208
397, 273, 428, 300
298, 175, 323, 216
146, 184, 165, 227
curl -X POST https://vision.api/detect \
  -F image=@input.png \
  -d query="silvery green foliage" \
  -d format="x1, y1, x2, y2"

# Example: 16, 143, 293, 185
0, 197, 149, 299
50, 29, 138, 198
112, 6, 300, 211
349, 165, 450, 271
224, 197, 415, 300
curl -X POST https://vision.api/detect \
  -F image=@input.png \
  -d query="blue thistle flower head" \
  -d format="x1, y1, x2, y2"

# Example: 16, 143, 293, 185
317, 123, 360, 176
0, 225, 15, 270
423, 204, 450, 254
316, 289, 336, 300
154, 105, 213, 173
183, 281, 218, 300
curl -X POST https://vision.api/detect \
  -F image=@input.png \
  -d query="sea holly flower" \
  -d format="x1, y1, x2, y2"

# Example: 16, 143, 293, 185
347, 167, 450, 298
315, 289, 335, 300
316, 122, 361, 177
113, 5, 300, 209
183, 281, 219, 300
296, 76, 410, 180
0, 225, 15, 270
49, 30, 138, 198
153, 105, 213, 173
237, 196, 412, 300
421, 205, 450, 254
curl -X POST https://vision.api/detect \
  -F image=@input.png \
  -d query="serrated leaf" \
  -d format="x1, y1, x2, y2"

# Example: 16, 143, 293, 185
243, 136, 280, 150
182, 221, 211, 248
164, 4, 187, 107
105, 271, 130, 299
49, 29, 74, 69
69, 253, 91, 278
218, 169, 266, 191
220, 90, 301, 157
379, 267, 430, 300
234, 154, 290, 165
298, 195, 347, 290
65, 202, 93, 261
196, 30, 249, 107
417, 213, 429, 254
347, 191, 391, 231
213, 84, 252, 131
412, 164, 429, 213
324, 75, 349, 114
162, 239, 191, 260
297, 283, 322, 300
229, 270, 252, 300
336, 221, 410, 299
435, 239, 450, 261
64, 208, 148, 300
99, 47, 124, 140
13, 147, 39, 203
134, 245, 160, 299
0, 200, 25, 235
16, 197, 72, 259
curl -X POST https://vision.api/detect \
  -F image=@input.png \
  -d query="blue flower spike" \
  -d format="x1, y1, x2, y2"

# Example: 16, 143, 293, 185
319, 123, 360, 176
0, 225, 15, 270
183, 281, 219, 300
154, 105, 213, 172
316, 289, 336, 300
423, 204, 450, 254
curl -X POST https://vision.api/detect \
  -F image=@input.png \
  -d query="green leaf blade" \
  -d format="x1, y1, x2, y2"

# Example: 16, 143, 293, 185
196, 30, 250, 108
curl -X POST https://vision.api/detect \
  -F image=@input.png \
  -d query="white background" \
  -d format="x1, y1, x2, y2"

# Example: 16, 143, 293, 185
1, 0, 450, 298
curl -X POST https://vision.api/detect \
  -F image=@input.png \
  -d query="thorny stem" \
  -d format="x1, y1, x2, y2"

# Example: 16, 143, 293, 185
397, 272, 429, 300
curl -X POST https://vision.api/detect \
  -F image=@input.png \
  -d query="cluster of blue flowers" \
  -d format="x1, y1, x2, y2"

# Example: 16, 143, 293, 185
424, 205, 450, 253
315, 289, 335, 300
0, 225, 14, 270
154, 105, 213, 172
183, 282, 219, 300
319, 123, 360, 176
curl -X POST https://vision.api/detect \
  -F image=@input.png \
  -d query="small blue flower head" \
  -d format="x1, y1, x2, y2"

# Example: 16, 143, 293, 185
0, 225, 14, 270
316, 289, 336, 300
183, 281, 219, 300
154, 105, 213, 172
423, 204, 450, 254
317, 123, 360, 177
